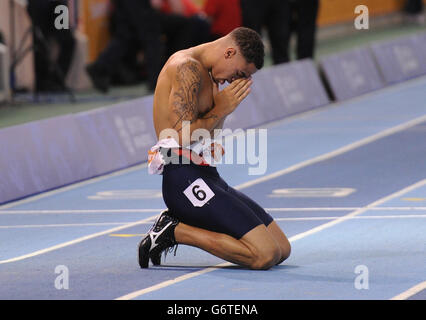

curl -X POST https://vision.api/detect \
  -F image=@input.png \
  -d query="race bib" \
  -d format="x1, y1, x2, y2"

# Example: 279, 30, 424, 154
183, 178, 215, 207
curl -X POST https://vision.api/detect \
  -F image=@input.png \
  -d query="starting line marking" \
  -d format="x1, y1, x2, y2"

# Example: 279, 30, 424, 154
402, 198, 426, 201
109, 234, 146, 238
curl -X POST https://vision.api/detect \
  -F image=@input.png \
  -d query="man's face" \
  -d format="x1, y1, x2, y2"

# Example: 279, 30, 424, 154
210, 48, 257, 85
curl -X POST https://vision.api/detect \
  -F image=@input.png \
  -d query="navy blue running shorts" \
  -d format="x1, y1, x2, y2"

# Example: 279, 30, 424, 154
162, 156, 273, 240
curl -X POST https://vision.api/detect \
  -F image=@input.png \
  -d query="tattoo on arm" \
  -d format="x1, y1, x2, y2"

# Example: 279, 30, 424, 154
171, 61, 203, 131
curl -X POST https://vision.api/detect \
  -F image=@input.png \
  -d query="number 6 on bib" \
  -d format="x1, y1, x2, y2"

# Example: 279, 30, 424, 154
183, 178, 215, 207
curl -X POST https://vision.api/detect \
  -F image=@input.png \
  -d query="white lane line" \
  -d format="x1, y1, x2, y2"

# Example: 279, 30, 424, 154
116, 263, 231, 300
2, 114, 425, 265
1, 111, 425, 212
0, 215, 158, 265
2, 214, 426, 229
266, 207, 426, 212
0, 222, 153, 229
1, 207, 426, 215
0, 209, 163, 215
0, 162, 148, 210
115, 179, 426, 300
289, 179, 426, 242
390, 281, 426, 300
234, 114, 426, 191
275, 214, 426, 221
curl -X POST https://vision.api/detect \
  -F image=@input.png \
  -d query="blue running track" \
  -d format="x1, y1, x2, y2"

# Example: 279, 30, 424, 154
1, 77, 425, 300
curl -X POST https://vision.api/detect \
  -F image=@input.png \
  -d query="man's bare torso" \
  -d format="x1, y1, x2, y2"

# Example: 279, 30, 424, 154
153, 49, 222, 143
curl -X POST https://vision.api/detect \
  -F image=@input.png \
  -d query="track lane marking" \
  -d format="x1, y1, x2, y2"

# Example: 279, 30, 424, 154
1, 214, 426, 229
115, 179, 426, 300
1, 114, 425, 267
0, 215, 158, 265
0, 222, 152, 229
391, 281, 426, 300
1, 110, 426, 211
235, 114, 426, 191
2, 207, 426, 215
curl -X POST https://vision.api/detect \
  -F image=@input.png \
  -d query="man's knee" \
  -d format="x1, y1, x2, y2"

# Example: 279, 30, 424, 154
250, 247, 281, 270
266, 221, 291, 263
240, 224, 283, 270
251, 238, 291, 269
277, 242, 291, 265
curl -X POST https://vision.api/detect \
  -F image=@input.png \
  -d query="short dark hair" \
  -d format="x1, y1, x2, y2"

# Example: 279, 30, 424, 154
230, 27, 265, 70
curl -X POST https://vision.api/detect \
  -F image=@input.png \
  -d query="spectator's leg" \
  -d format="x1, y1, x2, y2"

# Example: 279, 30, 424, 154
27, 0, 53, 92
160, 13, 210, 57
295, 0, 319, 60
240, 0, 265, 34
405, 0, 424, 14
265, 0, 291, 64
86, 1, 134, 92
0, 30, 5, 44
120, 0, 165, 91
159, 13, 191, 56
188, 16, 211, 47
51, 28, 76, 85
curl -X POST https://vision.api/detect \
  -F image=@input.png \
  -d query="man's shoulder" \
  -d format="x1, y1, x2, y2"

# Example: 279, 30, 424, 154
165, 53, 204, 79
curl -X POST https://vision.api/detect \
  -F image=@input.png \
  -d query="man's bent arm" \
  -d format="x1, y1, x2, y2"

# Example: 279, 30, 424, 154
167, 60, 225, 146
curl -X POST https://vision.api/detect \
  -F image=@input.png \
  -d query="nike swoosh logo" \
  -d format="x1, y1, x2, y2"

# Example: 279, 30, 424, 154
149, 221, 172, 251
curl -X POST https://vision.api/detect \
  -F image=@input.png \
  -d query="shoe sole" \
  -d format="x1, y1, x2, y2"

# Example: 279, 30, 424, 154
138, 237, 150, 268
